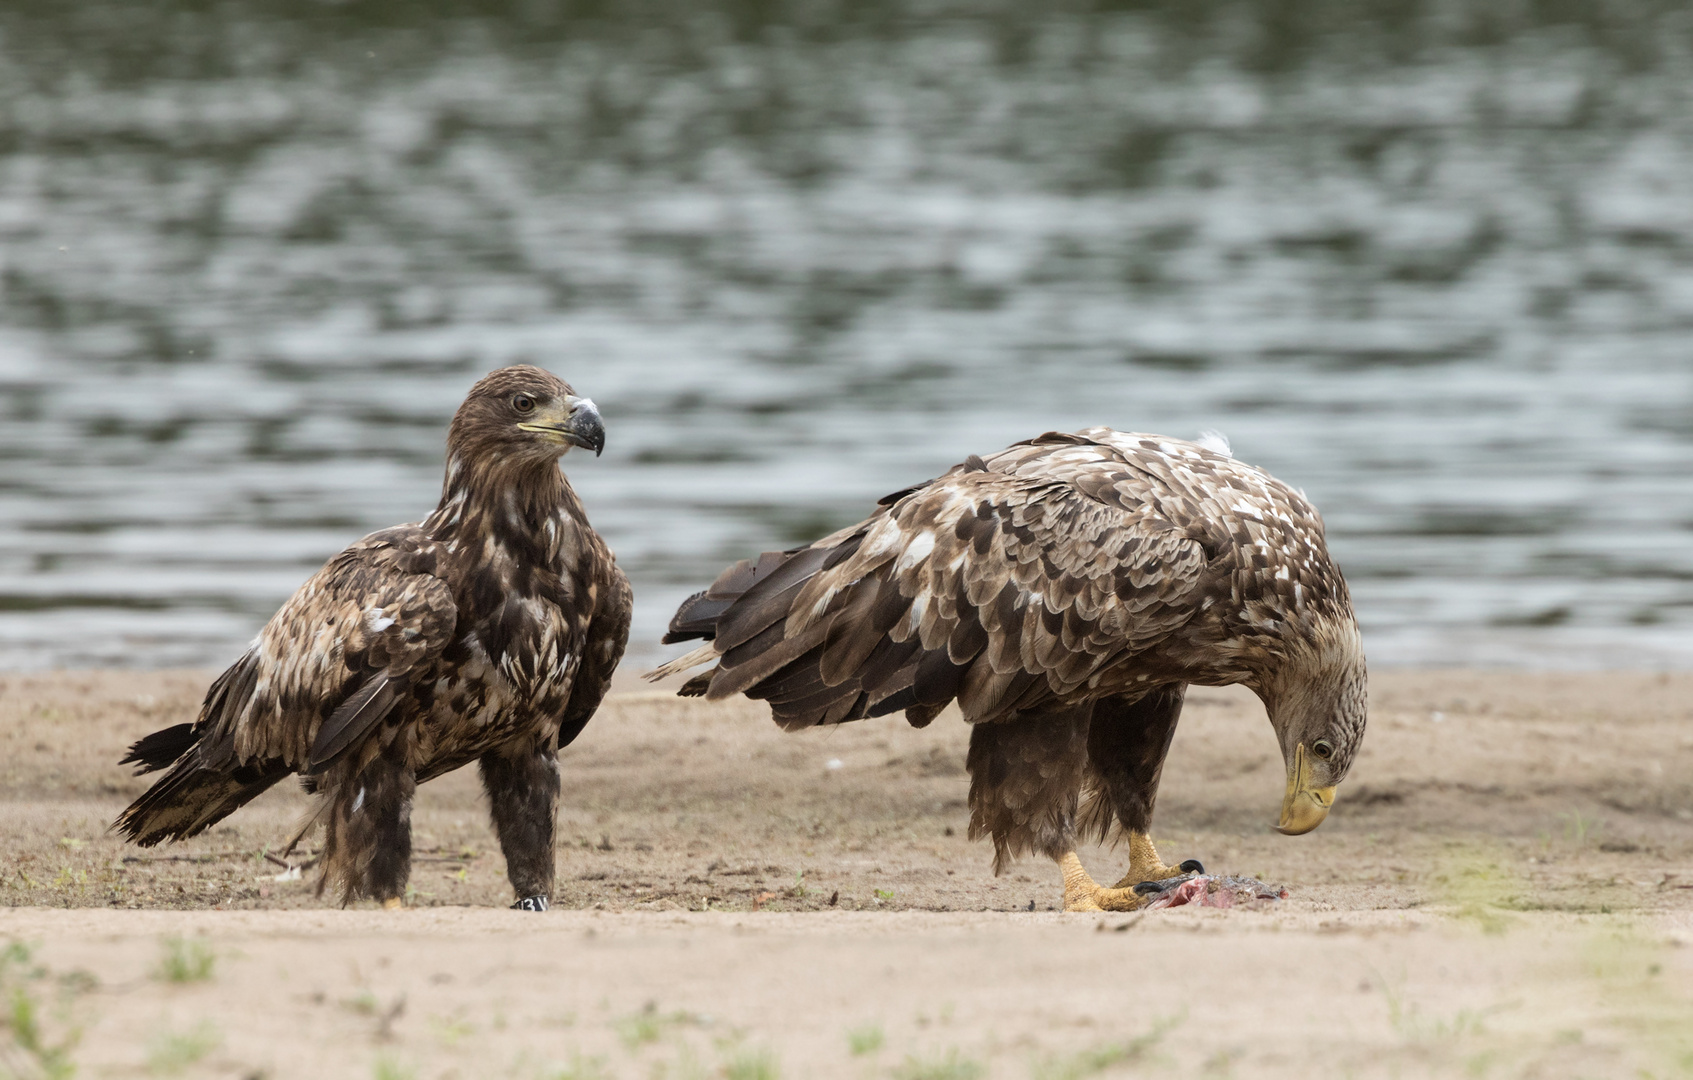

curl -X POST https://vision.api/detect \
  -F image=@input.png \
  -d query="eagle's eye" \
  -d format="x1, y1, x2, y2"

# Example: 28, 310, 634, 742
1312, 739, 1335, 761
513, 393, 537, 414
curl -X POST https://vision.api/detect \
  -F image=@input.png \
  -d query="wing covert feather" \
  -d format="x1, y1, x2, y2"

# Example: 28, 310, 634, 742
557, 561, 633, 750
209, 526, 457, 769
705, 441, 1218, 723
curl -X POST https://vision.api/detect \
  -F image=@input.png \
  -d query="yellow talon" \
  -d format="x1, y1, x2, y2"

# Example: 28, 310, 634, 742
1058, 852, 1147, 912
1108, 832, 1199, 890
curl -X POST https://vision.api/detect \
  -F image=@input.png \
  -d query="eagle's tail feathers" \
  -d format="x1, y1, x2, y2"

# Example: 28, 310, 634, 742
711, 545, 840, 652
662, 548, 793, 643
662, 588, 723, 643
644, 643, 719, 683
113, 754, 290, 847
119, 722, 201, 775
658, 529, 939, 730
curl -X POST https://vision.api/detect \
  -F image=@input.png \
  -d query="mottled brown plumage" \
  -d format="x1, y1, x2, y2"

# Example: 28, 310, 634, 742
653, 428, 1366, 911
117, 366, 631, 908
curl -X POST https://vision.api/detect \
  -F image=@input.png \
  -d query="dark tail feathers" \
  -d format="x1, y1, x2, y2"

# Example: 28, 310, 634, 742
114, 750, 290, 847
664, 549, 792, 643
119, 723, 200, 775
661, 530, 947, 730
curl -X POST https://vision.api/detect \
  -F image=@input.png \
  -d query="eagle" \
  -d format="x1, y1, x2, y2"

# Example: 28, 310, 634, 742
651, 427, 1365, 912
115, 366, 631, 911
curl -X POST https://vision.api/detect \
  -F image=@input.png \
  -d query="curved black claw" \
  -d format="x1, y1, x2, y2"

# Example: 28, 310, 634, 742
1132, 880, 1166, 896
1178, 859, 1205, 874
512, 895, 550, 912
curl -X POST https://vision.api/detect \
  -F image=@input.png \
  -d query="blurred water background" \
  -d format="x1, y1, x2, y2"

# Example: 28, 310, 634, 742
3, 0, 1693, 672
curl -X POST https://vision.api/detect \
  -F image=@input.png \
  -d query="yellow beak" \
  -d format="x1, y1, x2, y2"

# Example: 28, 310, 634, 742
1275, 742, 1337, 835
517, 395, 605, 456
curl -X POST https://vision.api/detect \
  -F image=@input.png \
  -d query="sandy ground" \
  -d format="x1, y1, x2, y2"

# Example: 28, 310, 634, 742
3, 669, 1693, 1078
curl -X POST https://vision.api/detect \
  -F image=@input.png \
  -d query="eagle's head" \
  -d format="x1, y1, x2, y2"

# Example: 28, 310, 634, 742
448, 365, 605, 466
1259, 615, 1367, 836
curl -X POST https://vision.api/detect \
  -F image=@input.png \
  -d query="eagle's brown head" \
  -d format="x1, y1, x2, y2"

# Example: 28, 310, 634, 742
447, 365, 605, 467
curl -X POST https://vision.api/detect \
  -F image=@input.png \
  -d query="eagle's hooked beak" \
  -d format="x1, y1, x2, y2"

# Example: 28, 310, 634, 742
520, 395, 606, 457
1275, 742, 1337, 835
563, 396, 605, 457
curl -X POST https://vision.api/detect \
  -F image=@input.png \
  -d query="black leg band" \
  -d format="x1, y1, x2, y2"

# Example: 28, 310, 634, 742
511, 895, 549, 912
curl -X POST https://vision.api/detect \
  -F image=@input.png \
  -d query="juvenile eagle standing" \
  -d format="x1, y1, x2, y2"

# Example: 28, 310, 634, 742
117, 366, 631, 910
652, 428, 1364, 912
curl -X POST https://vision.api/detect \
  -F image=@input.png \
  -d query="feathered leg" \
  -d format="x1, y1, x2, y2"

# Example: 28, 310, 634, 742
319, 736, 416, 907
967, 703, 1091, 870
967, 703, 1136, 912
1085, 685, 1206, 890
480, 740, 561, 911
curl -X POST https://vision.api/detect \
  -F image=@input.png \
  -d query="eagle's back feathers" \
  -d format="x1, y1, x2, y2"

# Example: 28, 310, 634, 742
657, 428, 1352, 730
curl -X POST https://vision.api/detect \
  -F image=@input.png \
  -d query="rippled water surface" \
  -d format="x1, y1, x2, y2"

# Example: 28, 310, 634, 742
4, 1, 1693, 671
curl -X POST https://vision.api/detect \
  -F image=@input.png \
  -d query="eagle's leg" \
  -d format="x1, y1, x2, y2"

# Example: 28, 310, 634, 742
320, 737, 417, 907
1088, 684, 1205, 889
480, 739, 561, 911
965, 703, 1137, 912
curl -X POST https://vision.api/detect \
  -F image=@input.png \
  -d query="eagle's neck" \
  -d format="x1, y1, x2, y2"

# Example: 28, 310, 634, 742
1253, 611, 1366, 707
425, 452, 583, 564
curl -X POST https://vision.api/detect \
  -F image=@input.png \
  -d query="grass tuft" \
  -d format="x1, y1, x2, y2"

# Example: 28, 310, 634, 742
1579, 928, 1693, 1075
1377, 973, 1502, 1046
372, 1055, 415, 1080
615, 1002, 664, 1049
613, 1001, 703, 1050
1429, 847, 1523, 934
892, 1047, 984, 1080
146, 1021, 221, 1075
544, 1054, 612, 1080
722, 1045, 780, 1080
155, 936, 216, 983
1030, 1012, 1183, 1079
846, 1021, 885, 1056
1, 940, 88, 1080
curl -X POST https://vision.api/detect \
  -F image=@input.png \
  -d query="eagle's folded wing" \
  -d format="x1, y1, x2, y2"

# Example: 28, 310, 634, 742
209, 525, 458, 771
662, 438, 1216, 728
114, 526, 458, 846
557, 563, 633, 750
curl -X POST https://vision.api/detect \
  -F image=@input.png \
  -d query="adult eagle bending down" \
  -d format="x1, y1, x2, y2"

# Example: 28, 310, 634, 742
116, 366, 631, 910
651, 428, 1364, 912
